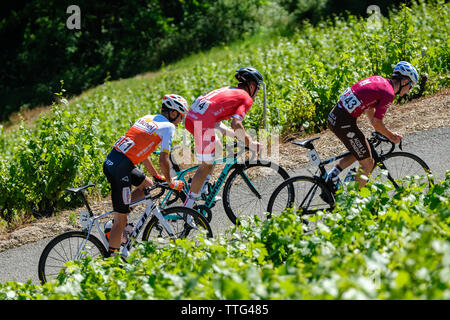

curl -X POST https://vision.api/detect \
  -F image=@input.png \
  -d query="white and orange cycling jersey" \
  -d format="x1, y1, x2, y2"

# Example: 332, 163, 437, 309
113, 114, 175, 165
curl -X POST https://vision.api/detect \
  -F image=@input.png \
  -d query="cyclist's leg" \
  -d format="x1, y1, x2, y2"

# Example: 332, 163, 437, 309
356, 156, 375, 187
130, 170, 153, 203
327, 105, 372, 188
103, 151, 146, 255
184, 122, 216, 208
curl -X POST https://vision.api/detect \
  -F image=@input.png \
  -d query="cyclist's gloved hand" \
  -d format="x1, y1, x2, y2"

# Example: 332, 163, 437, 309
153, 174, 166, 182
168, 180, 185, 191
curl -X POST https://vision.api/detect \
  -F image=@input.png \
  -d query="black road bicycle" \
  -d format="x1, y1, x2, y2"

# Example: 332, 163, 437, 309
267, 132, 433, 218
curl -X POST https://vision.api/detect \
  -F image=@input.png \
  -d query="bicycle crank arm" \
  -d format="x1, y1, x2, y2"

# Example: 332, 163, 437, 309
153, 207, 176, 238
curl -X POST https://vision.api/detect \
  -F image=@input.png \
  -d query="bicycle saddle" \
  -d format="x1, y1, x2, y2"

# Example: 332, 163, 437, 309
66, 184, 95, 194
292, 137, 320, 150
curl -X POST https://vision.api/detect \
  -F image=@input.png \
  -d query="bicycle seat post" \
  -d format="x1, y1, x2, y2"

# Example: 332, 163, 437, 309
78, 191, 94, 217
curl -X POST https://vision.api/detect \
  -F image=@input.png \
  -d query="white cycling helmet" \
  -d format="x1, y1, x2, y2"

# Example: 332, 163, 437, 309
392, 61, 419, 85
162, 94, 189, 116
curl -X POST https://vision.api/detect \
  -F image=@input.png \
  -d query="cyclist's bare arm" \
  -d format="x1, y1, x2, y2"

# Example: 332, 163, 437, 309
230, 118, 260, 151
159, 151, 173, 184
143, 158, 159, 177
365, 109, 402, 144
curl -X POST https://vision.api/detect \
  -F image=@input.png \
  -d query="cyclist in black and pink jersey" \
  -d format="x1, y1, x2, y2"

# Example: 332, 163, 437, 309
326, 61, 419, 188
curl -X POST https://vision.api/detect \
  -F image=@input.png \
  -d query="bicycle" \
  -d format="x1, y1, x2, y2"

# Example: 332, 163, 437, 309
154, 140, 291, 225
38, 182, 213, 284
266, 131, 433, 218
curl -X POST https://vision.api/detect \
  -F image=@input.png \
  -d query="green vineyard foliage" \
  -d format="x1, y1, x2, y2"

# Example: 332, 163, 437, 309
0, 1, 448, 221
1, 173, 449, 299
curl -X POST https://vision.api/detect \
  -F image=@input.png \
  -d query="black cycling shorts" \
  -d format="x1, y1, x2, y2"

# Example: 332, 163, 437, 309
103, 149, 146, 214
328, 105, 372, 161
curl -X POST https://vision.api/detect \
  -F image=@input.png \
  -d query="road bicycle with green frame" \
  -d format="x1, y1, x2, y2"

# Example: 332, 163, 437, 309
155, 140, 292, 225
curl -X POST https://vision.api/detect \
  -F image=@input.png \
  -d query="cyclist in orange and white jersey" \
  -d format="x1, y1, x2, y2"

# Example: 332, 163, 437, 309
103, 94, 188, 256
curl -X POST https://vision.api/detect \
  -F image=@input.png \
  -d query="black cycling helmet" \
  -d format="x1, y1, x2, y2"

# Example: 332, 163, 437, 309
235, 66, 263, 97
235, 66, 263, 87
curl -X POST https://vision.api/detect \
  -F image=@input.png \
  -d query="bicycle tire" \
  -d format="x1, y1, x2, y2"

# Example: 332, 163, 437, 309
141, 206, 213, 245
222, 160, 292, 225
266, 175, 334, 219
372, 151, 433, 190
38, 230, 107, 284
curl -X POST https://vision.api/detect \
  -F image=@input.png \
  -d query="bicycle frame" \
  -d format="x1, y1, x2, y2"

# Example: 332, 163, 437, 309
158, 155, 247, 209
78, 191, 176, 258
305, 135, 397, 191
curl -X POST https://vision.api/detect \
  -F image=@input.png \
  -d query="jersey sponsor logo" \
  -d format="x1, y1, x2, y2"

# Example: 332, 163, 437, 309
136, 141, 155, 158
122, 187, 131, 205
328, 111, 336, 126
213, 107, 225, 116
134, 117, 158, 134
349, 137, 367, 158
359, 79, 372, 86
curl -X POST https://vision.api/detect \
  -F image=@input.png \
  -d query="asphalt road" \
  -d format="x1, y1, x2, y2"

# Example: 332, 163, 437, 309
1, 126, 449, 285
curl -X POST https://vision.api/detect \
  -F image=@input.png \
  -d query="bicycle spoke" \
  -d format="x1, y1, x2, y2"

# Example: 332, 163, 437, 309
268, 176, 332, 218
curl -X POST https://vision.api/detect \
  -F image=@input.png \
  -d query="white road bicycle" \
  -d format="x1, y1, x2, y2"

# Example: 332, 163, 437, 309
38, 182, 213, 284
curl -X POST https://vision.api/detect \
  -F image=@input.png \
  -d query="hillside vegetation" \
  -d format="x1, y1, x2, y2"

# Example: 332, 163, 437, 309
1, 174, 449, 299
0, 0, 449, 225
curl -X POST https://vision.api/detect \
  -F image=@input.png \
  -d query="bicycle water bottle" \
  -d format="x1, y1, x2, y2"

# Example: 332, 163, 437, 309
344, 168, 357, 183
121, 223, 134, 245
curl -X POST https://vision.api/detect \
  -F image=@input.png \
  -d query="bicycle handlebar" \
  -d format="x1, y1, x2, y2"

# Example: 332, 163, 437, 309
368, 131, 402, 154
143, 182, 170, 198
226, 139, 258, 162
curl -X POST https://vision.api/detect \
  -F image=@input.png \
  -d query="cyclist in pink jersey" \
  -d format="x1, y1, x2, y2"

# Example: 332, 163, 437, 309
326, 61, 419, 188
184, 66, 264, 209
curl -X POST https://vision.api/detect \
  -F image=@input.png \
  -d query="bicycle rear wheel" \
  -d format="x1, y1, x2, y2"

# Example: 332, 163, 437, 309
38, 231, 107, 284
266, 175, 334, 219
222, 160, 292, 225
372, 152, 432, 191
141, 206, 213, 247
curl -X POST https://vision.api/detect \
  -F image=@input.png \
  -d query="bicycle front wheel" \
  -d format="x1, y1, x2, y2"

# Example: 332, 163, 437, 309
267, 175, 334, 219
38, 231, 107, 284
372, 152, 433, 191
141, 206, 213, 246
222, 160, 291, 225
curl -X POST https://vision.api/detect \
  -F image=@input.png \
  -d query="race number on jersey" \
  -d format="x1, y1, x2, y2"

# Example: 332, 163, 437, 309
339, 87, 362, 113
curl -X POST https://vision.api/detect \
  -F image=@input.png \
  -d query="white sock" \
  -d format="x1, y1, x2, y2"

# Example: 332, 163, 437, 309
183, 191, 199, 208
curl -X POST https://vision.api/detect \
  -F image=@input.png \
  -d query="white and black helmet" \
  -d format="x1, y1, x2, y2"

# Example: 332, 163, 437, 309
162, 94, 189, 116
392, 61, 419, 85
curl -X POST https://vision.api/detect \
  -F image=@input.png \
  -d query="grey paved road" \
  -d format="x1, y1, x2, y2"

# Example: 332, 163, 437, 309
1, 126, 449, 285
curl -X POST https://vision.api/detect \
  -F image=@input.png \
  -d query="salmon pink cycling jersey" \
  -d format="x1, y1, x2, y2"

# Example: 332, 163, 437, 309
113, 114, 175, 165
338, 76, 395, 120
186, 86, 253, 127
185, 86, 254, 162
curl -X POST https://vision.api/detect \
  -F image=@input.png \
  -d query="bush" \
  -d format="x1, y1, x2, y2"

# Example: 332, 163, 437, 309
1, 172, 449, 299
0, 0, 273, 122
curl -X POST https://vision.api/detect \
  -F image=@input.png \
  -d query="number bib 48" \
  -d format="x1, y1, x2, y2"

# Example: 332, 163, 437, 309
339, 87, 362, 113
